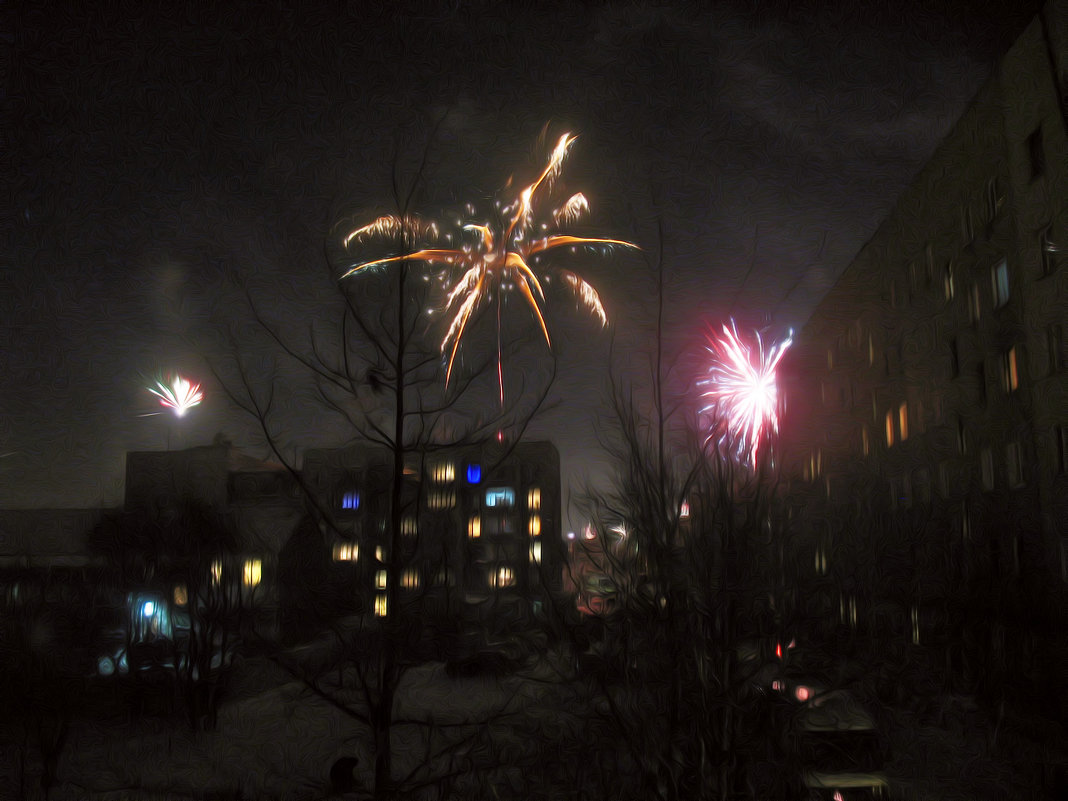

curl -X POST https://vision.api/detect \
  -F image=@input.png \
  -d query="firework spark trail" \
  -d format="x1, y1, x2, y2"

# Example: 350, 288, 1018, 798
340, 132, 638, 395
146, 374, 204, 417
699, 321, 792, 467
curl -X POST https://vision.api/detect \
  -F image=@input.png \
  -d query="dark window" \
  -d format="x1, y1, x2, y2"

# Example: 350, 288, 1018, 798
1042, 226, 1062, 276
949, 338, 960, 378
1006, 442, 1024, 488
1027, 126, 1045, 180
991, 259, 1010, 308
1056, 425, 1068, 474
980, 448, 995, 491
1050, 324, 1065, 374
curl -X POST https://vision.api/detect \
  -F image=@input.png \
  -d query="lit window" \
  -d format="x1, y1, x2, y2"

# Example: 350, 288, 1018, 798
375, 569, 387, 590
173, 584, 188, 607
527, 487, 541, 510
861, 425, 870, 457
1006, 441, 1024, 488
401, 516, 417, 537
243, 559, 262, 588
943, 262, 956, 301
428, 490, 456, 510
375, 546, 385, 562
980, 448, 994, 491
583, 524, 596, 541
529, 541, 542, 564
492, 566, 516, 589
991, 259, 1010, 308
341, 491, 360, 511
333, 542, 359, 562
432, 462, 455, 484
466, 463, 482, 484
485, 487, 515, 507
1001, 347, 1019, 393
885, 410, 895, 447
401, 569, 420, 590
680, 501, 690, 519
211, 559, 223, 586
468, 515, 481, 539
898, 402, 908, 442
528, 515, 541, 537
374, 594, 387, 617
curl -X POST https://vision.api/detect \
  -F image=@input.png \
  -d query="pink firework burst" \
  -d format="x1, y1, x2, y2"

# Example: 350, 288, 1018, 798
699, 321, 792, 466
147, 374, 204, 418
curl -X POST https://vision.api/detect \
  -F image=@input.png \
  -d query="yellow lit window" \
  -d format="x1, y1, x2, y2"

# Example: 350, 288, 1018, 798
493, 566, 515, 589
211, 559, 223, 586
529, 541, 542, 564
468, 515, 481, 539
679, 501, 690, 519
243, 558, 262, 588
528, 515, 541, 537
1003, 347, 1018, 392
173, 584, 188, 607
374, 594, 388, 617
401, 569, 420, 589
527, 487, 541, 510
333, 542, 359, 562
428, 491, 456, 510
899, 402, 909, 441
375, 546, 385, 562
432, 461, 455, 483
375, 569, 387, 590
401, 516, 417, 537
885, 410, 895, 447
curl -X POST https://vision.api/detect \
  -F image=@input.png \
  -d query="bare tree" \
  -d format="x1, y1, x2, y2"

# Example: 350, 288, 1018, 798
219, 131, 561, 800
558, 229, 793, 801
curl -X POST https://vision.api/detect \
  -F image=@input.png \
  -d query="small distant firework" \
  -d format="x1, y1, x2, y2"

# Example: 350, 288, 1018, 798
699, 321, 792, 466
341, 131, 638, 396
146, 374, 204, 418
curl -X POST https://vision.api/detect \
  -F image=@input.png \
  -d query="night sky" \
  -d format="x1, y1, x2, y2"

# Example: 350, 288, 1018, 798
4, 0, 1039, 509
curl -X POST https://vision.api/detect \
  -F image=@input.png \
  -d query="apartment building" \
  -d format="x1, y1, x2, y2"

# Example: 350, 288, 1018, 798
298, 440, 562, 636
779, 2, 1068, 716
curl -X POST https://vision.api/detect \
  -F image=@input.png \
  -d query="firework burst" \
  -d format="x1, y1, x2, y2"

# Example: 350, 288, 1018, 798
146, 374, 204, 418
699, 321, 792, 466
341, 132, 638, 393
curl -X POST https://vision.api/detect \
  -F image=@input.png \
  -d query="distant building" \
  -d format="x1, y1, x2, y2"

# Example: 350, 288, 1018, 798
122, 441, 302, 643
299, 440, 562, 637
779, 1, 1068, 717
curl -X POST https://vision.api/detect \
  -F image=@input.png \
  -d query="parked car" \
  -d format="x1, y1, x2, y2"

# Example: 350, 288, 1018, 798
788, 688, 890, 800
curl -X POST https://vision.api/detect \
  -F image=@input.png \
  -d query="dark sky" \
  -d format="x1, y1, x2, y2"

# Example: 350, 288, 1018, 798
3, 0, 1039, 509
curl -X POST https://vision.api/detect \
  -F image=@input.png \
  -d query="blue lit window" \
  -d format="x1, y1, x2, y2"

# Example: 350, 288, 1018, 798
466, 463, 482, 484
485, 487, 515, 508
341, 491, 360, 510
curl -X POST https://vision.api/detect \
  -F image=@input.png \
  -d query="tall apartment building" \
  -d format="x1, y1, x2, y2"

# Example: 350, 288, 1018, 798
779, 2, 1068, 717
